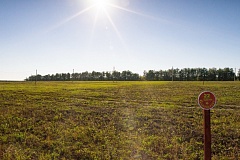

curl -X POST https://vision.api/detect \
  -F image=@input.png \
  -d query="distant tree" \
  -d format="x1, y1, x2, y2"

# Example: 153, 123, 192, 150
112, 71, 120, 81
81, 71, 89, 80
36, 74, 42, 81
155, 71, 161, 81
105, 72, 112, 80
185, 68, 190, 81
145, 70, 155, 81
164, 69, 171, 81
132, 73, 140, 81
102, 72, 106, 80
226, 68, 234, 81
125, 70, 133, 80
179, 69, 184, 81
25, 68, 237, 82
197, 68, 208, 81
43, 74, 51, 81
121, 71, 127, 80
91, 71, 97, 80
190, 68, 197, 81
208, 68, 217, 81
67, 73, 71, 81
221, 68, 234, 81
71, 73, 76, 81
174, 68, 180, 81
217, 68, 223, 81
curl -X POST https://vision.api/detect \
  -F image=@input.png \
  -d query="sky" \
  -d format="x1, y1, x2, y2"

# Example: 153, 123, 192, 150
0, 0, 240, 80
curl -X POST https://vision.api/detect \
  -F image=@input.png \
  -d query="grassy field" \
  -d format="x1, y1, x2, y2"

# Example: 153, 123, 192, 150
0, 81, 239, 160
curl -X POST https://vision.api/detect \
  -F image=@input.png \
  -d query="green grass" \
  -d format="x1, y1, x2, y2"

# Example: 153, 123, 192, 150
0, 81, 239, 159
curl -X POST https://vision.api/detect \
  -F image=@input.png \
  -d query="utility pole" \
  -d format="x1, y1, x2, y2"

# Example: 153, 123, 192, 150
72, 69, 74, 82
234, 68, 236, 81
203, 69, 205, 85
35, 69, 37, 85
113, 67, 115, 83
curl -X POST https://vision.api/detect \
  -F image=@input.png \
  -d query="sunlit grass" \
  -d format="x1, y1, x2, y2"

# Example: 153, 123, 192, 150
0, 81, 239, 159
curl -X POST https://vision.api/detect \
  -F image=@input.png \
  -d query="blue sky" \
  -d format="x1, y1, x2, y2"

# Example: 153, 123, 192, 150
0, 0, 239, 80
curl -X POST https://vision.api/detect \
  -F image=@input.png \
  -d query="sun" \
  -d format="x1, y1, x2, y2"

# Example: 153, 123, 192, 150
50, 0, 152, 49
93, 0, 109, 10
47, 0, 159, 53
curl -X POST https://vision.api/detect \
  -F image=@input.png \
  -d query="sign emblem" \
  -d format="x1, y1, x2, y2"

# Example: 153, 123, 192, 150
198, 91, 216, 110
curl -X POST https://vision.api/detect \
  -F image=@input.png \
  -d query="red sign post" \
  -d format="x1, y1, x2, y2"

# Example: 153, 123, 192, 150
198, 91, 216, 160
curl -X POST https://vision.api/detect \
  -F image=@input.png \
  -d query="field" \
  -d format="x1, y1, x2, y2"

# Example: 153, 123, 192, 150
0, 81, 239, 160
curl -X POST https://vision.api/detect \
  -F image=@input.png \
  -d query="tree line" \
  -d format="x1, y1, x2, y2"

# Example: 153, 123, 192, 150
25, 70, 140, 81
25, 67, 239, 81
144, 67, 238, 81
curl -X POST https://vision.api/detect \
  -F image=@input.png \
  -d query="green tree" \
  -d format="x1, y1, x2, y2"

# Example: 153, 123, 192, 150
145, 70, 155, 81
208, 68, 217, 81
112, 71, 120, 81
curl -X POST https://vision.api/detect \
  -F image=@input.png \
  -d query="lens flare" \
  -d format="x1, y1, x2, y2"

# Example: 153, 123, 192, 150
48, 0, 161, 50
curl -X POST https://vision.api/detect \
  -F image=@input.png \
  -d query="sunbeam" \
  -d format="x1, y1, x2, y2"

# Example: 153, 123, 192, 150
94, 0, 108, 10
103, 9, 127, 50
46, 0, 164, 51
108, 3, 169, 24
46, 4, 96, 33
90, 9, 100, 42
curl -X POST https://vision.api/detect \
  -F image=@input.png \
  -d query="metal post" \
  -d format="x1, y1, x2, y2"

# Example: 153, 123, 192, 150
203, 110, 211, 160
73, 69, 74, 82
113, 67, 115, 83
35, 69, 37, 85
234, 68, 236, 81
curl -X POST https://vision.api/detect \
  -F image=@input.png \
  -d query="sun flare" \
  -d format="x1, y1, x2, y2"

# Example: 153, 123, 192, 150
93, 0, 109, 10
50, 0, 154, 50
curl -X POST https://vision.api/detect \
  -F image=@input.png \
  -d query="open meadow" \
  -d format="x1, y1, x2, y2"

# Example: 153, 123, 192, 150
0, 81, 239, 160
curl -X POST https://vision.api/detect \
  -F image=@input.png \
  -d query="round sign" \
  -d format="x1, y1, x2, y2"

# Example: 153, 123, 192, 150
198, 91, 216, 110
